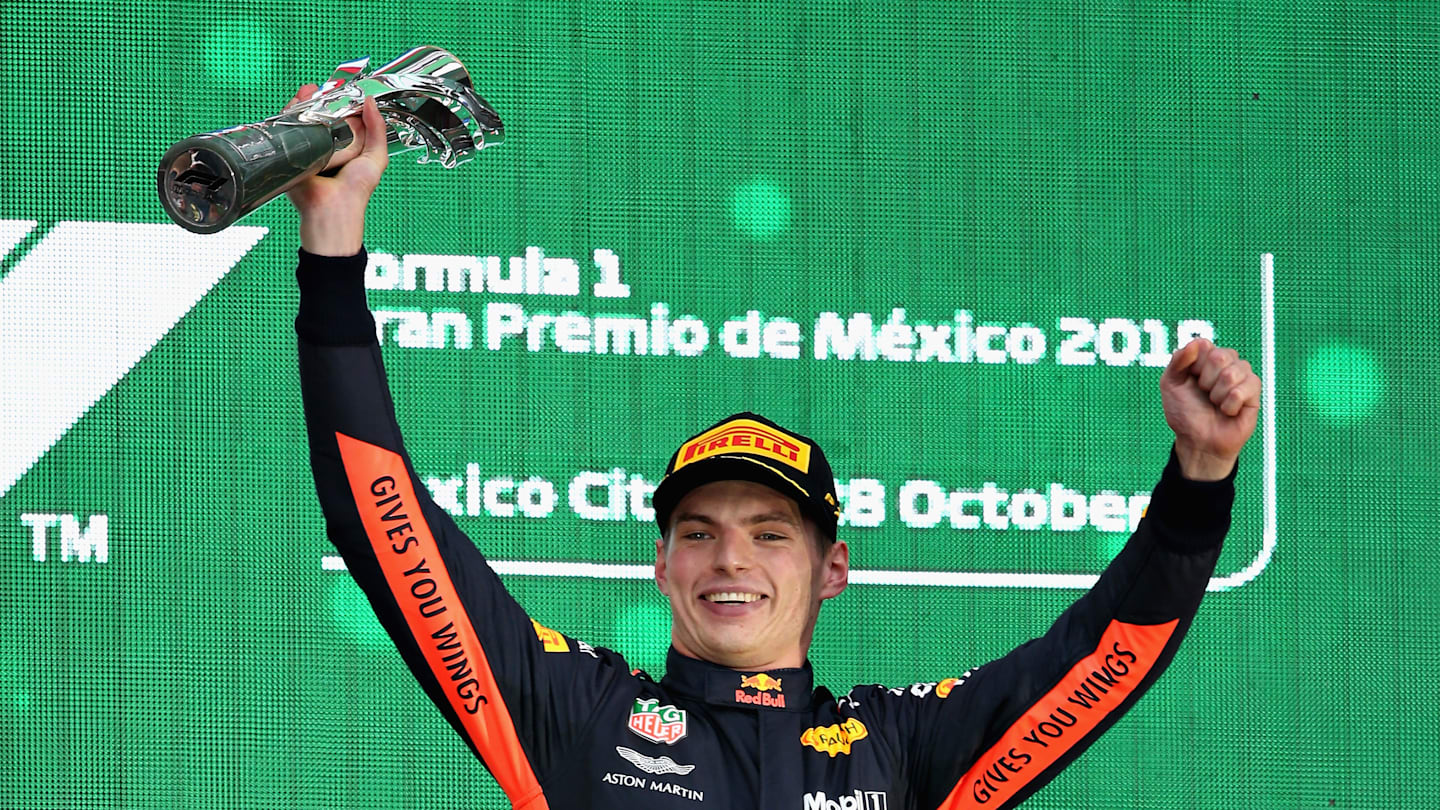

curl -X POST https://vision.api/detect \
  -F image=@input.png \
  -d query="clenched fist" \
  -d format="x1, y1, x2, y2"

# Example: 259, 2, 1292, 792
283, 84, 391, 257
1160, 338, 1262, 481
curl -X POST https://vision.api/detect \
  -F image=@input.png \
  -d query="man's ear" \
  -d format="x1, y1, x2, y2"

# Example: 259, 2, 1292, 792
653, 537, 669, 595
818, 539, 849, 601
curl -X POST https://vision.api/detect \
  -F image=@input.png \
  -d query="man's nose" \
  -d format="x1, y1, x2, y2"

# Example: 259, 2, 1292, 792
711, 530, 755, 572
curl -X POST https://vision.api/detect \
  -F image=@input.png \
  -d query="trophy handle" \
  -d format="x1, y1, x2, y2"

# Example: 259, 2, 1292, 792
157, 117, 340, 235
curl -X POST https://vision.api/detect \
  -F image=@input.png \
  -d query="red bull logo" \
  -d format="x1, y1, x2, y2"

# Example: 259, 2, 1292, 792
673, 419, 811, 473
739, 673, 783, 692
735, 690, 787, 707
936, 677, 961, 699
736, 672, 787, 707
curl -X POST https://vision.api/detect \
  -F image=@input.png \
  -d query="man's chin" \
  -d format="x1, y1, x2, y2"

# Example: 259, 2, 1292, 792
691, 631, 796, 669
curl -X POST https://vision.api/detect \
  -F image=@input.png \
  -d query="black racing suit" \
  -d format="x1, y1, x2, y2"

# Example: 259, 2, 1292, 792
295, 249, 1234, 810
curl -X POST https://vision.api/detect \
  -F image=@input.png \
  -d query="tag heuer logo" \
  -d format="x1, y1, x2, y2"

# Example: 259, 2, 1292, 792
628, 698, 688, 744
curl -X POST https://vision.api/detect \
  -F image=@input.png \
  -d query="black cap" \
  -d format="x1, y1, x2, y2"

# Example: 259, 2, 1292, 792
652, 412, 841, 540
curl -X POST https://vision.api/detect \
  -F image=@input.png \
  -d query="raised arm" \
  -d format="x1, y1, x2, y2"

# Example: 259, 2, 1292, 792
285, 87, 627, 806
850, 340, 1261, 810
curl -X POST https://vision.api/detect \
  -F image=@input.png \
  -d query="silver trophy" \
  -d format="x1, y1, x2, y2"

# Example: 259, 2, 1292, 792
157, 46, 503, 234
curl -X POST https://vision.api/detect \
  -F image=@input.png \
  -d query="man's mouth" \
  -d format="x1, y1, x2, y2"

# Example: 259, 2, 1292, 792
702, 592, 765, 604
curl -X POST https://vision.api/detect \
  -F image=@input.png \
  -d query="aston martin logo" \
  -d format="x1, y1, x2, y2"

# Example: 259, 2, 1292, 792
615, 746, 696, 776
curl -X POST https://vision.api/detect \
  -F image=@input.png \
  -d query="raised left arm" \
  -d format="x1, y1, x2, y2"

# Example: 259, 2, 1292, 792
864, 341, 1261, 809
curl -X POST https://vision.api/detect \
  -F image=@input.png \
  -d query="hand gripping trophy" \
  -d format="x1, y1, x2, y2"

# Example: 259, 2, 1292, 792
157, 46, 503, 234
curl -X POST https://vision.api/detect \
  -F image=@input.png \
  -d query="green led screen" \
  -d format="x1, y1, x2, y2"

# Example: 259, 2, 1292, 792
2, 1, 1437, 807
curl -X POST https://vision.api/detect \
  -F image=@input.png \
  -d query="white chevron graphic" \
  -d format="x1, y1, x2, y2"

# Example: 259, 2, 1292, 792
0, 219, 36, 259
0, 220, 268, 499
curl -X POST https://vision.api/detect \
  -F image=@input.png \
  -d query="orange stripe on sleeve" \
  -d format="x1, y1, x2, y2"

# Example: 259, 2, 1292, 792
939, 619, 1179, 810
336, 432, 548, 810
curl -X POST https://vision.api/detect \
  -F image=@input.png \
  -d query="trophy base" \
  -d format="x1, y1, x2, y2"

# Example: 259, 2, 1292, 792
157, 122, 335, 234
158, 144, 242, 235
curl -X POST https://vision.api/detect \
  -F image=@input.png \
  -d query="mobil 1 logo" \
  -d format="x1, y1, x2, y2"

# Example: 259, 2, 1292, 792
803, 789, 888, 810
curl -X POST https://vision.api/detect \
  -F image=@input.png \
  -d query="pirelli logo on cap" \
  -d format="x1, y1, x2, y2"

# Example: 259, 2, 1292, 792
673, 419, 812, 474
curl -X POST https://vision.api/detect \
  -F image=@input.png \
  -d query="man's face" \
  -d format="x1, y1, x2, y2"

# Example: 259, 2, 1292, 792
654, 480, 849, 671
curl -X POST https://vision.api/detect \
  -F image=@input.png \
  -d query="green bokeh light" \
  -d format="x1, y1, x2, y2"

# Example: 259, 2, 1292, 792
1, 688, 28, 713
0, 640, 25, 713
202, 18, 277, 88
1303, 342, 1385, 424
325, 575, 392, 650
730, 178, 793, 239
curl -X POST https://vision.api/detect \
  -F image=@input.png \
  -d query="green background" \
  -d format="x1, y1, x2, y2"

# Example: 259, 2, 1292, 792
3, 0, 1437, 807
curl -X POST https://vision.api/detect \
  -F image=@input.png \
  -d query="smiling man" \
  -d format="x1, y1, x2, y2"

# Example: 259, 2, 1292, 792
652, 415, 850, 674
288, 88, 1260, 809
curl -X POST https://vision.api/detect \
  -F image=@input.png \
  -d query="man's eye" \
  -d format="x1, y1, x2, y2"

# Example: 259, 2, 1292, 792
757, 532, 786, 541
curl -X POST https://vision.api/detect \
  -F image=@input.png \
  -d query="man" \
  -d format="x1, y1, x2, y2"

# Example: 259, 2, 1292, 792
289, 89, 1261, 809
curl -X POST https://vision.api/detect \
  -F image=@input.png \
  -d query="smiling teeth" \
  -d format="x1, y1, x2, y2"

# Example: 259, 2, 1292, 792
704, 592, 762, 603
